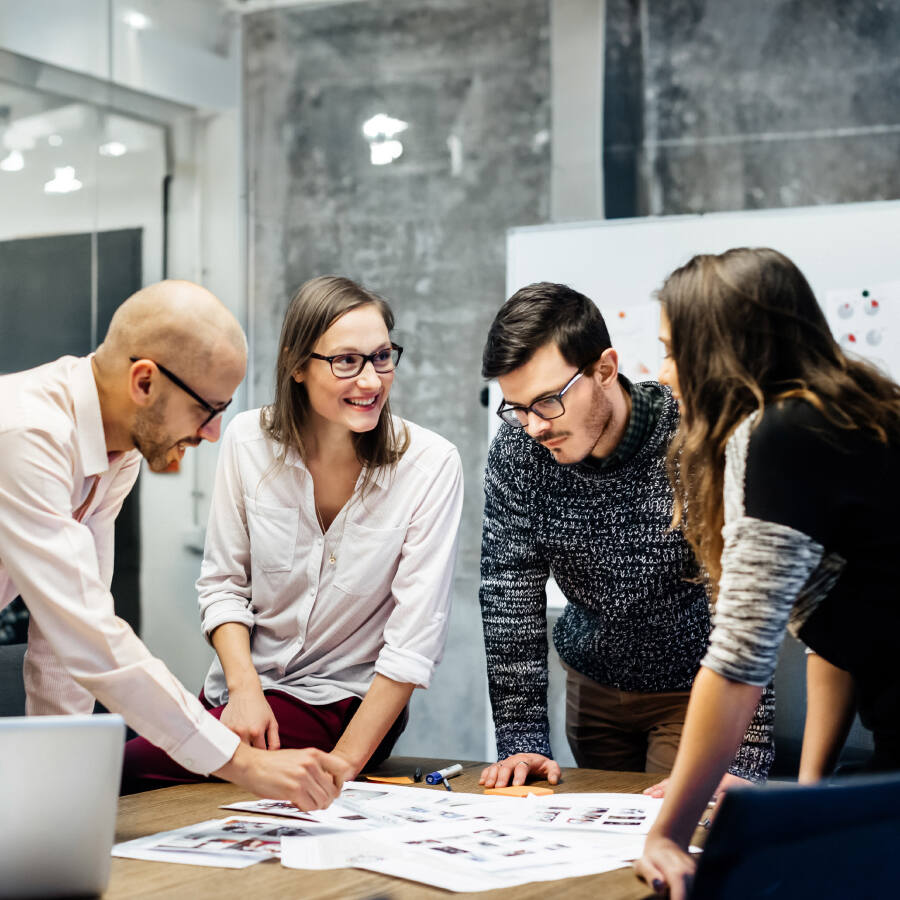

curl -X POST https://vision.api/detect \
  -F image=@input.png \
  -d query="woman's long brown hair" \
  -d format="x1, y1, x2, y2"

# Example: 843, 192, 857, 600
660, 247, 900, 591
262, 275, 409, 494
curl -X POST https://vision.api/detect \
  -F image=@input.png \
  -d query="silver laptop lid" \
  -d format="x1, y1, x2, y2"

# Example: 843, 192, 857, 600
0, 714, 125, 898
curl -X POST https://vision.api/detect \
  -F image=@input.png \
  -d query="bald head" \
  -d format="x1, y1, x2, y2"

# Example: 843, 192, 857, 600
95, 280, 246, 382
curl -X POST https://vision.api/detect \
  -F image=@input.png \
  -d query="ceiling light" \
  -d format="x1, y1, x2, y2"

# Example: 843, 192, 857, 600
0, 150, 24, 172
47, 134, 62, 147
99, 141, 127, 157
44, 166, 83, 194
363, 114, 408, 140
369, 139, 403, 166
123, 11, 150, 30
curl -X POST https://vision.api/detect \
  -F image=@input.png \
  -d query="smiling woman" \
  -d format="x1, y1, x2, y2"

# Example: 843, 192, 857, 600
122, 275, 465, 794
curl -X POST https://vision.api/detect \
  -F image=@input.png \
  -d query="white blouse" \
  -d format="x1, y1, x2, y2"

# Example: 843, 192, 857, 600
197, 409, 464, 707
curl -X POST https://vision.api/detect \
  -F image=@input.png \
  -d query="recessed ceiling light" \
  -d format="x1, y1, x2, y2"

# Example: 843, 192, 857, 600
362, 114, 408, 140
0, 150, 25, 172
370, 139, 404, 166
99, 141, 128, 157
47, 134, 63, 147
123, 11, 151, 30
44, 166, 83, 194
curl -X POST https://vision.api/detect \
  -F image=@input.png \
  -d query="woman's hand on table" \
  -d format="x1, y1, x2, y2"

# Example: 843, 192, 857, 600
478, 753, 561, 788
220, 686, 281, 750
634, 831, 696, 900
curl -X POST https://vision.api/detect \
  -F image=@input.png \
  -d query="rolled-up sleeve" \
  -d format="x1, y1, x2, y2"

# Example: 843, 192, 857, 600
375, 448, 464, 688
196, 421, 256, 639
0, 428, 239, 776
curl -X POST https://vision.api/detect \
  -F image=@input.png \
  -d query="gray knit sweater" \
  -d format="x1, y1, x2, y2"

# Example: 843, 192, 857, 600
480, 381, 774, 781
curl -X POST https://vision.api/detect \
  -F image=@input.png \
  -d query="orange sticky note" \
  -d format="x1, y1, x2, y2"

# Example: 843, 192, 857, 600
484, 785, 554, 797
364, 775, 414, 785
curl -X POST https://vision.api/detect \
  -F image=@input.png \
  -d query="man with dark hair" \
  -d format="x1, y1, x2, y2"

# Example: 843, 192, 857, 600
478, 282, 773, 790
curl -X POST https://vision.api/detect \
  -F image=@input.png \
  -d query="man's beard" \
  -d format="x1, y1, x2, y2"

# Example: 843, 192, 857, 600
585, 381, 614, 458
540, 380, 613, 464
132, 397, 178, 473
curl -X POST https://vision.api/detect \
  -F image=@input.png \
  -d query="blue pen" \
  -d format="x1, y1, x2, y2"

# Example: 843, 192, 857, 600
425, 764, 462, 785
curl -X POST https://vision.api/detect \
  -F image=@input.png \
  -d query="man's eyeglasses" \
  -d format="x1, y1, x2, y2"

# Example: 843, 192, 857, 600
309, 343, 403, 379
496, 370, 584, 428
129, 356, 232, 428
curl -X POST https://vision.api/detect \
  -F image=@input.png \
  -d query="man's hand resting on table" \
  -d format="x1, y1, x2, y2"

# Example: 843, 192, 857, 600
479, 753, 561, 788
643, 770, 751, 805
214, 743, 354, 811
220, 685, 281, 750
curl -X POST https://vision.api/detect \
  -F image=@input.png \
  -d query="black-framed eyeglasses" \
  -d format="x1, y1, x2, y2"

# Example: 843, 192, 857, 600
496, 370, 584, 428
308, 343, 403, 379
129, 356, 232, 428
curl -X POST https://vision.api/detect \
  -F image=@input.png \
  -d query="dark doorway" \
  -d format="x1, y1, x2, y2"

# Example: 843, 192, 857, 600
0, 228, 143, 641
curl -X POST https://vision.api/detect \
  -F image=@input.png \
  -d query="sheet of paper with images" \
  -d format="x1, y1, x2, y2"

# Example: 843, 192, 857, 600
281, 820, 631, 892
112, 815, 352, 868
223, 782, 520, 830
498, 792, 664, 835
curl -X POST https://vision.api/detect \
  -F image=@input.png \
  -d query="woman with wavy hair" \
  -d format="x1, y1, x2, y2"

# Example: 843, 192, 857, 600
636, 248, 900, 897
123, 276, 464, 799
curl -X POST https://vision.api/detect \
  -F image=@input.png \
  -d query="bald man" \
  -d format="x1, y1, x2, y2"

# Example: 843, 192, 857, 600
0, 280, 349, 810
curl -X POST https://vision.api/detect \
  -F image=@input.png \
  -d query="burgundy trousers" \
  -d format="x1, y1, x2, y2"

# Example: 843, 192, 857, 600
120, 690, 408, 795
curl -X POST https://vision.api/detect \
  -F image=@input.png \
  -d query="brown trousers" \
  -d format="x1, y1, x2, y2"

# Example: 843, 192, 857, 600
563, 663, 690, 774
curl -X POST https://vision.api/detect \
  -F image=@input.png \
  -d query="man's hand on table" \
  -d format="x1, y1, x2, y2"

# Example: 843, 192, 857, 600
642, 770, 751, 827
214, 742, 354, 811
479, 753, 561, 788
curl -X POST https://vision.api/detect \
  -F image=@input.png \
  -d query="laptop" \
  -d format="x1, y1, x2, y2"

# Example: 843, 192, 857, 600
0, 714, 125, 898
691, 772, 900, 899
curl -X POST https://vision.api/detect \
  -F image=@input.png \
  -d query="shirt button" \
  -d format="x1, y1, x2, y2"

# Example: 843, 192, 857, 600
184, 758, 194, 768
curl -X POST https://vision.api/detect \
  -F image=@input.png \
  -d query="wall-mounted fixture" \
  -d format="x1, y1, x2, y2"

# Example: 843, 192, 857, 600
362, 113, 408, 166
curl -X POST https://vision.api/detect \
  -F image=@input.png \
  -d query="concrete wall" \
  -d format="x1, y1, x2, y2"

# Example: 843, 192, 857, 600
244, 0, 552, 758
603, 0, 900, 218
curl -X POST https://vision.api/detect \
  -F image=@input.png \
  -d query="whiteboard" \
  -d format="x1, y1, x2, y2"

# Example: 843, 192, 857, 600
507, 200, 900, 384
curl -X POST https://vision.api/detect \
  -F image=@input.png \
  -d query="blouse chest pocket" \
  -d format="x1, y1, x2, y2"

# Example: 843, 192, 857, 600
244, 496, 299, 574
333, 522, 407, 599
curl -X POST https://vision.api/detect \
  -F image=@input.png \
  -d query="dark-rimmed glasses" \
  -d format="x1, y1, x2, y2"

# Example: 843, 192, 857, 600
496, 370, 584, 428
129, 356, 232, 428
309, 343, 403, 379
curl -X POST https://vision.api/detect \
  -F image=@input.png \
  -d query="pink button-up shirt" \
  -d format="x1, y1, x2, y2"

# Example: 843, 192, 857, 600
0, 356, 238, 774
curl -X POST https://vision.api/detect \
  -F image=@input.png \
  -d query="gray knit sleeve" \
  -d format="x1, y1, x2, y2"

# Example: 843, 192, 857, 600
480, 431, 553, 759
703, 415, 844, 688
703, 517, 826, 686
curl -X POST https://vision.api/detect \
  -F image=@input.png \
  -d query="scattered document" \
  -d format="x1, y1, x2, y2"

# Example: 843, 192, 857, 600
506, 792, 663, 835
122, 783, 665, 887
112, 815, 350, 868
223, 781, 515, 829
281, 820, 632, 892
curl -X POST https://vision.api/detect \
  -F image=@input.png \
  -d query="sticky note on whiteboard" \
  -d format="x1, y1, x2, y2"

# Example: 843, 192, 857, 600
825, 281, 900, 382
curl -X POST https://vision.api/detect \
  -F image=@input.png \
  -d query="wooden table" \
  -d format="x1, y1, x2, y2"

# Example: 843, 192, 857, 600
109, 757, 670, 899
